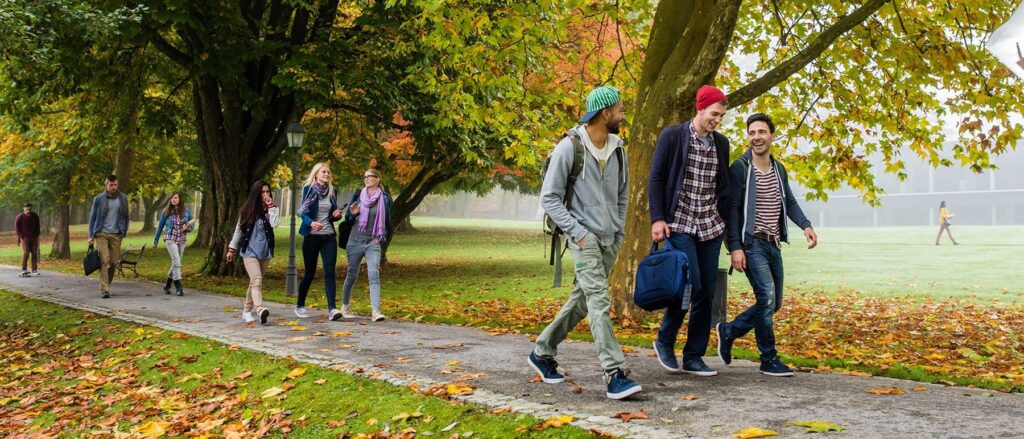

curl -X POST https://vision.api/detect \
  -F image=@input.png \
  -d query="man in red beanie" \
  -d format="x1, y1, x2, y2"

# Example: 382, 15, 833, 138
646, 84, 732, 376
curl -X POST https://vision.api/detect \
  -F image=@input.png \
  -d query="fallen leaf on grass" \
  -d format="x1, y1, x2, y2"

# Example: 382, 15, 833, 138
612, 409, 648, 423
442, 421, 459, 432
314, 379, 327, 385
786, 420, 844, 433
235, 370, 253, 380
445, 383, 474, 396
134, 420, 170, 438
261, 387, 286, 399
733, 427, 779, 438
286, 367, 306, 379
391, 411, 423, 423
865, 387, 905, 395
536, 415, 574, 429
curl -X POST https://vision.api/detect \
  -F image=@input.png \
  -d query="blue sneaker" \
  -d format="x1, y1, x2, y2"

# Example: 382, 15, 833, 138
652, 340, 680, 372
717, 322, 733, 366
682, 357, 718, 376
759, 358, 794, 377
605, 368, 642, 400
527, 351, 565, 384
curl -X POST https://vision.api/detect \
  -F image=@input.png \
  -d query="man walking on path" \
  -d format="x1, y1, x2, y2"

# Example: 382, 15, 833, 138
648, 85, 732, 376
88, 175, 130, 299
528, 86, 641, 400
15, 203, 41, 277
717, 113, 817, 377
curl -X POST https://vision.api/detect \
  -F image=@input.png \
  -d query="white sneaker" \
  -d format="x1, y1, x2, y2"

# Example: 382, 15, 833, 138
242, 311, 256, 323
341, 304, 356, 319
371, 311, 386, 322
328, 309, 343, 321
31, 271, 40, 276
294, 306, 310, 318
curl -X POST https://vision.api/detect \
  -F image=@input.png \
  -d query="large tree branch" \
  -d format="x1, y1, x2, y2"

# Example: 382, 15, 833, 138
728, 0, 889, 107
147, 30, 191, 67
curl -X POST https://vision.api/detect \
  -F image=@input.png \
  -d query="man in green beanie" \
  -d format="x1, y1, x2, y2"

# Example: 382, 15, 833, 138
527, 86, 642, 400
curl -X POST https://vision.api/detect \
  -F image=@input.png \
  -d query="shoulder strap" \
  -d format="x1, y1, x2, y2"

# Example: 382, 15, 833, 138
563, 131, 585, 211
739, 156, 750, 188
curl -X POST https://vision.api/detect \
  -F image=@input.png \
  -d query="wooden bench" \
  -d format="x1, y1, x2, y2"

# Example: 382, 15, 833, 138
117, 245, 146, 278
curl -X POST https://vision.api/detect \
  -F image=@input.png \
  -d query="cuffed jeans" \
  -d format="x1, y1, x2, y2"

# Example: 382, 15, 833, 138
297, 233, 338, 310
657, 232, 724, 364
342, 237, 381, 312
94, 232, 122, 293
164, 240, 185, 280
534, 236, 626, 374
725, 238, 784, 362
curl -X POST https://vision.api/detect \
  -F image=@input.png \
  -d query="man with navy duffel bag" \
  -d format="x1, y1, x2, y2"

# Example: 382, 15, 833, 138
648, 85, 732, 376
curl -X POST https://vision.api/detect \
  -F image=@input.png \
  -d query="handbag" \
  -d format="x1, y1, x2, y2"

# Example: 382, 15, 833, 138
633, 240, 690, 311
83, 244, 101, 276
337, 218, 354, 249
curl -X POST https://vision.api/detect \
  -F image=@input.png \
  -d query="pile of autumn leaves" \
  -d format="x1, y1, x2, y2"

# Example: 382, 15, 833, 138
406, 290, 1024, 390
0, 320, 300, 437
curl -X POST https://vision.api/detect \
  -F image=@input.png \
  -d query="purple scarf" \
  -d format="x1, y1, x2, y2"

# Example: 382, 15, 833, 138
298, 182, 329, 218
359, 187, 386, 241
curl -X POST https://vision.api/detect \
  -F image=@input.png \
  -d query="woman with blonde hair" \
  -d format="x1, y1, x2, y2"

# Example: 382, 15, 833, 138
152, 192, 196, 296
294, 162, 345, 320
340, 168, 393, 321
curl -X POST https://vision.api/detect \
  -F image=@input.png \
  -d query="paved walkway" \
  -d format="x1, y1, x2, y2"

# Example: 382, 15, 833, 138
1, 265, 1021, 438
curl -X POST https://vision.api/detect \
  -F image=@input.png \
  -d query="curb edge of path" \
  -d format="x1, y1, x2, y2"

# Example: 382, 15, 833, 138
1, 278, 697, 439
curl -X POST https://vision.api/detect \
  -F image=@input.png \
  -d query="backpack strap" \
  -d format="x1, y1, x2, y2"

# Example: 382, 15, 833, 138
550, 131, 585, 288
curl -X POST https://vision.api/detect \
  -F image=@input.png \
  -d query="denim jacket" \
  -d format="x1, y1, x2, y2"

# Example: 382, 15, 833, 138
153, 208, 195, 244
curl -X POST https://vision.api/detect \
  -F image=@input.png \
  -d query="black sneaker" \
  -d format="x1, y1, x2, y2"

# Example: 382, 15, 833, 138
716, 322, 733, 366
681, 358, 718, 376
258, 308, 270, 325
605, 368, 642, 400
527, 351, 565, 384
101, 291, 110, 299
760, 358, 794, 377
652, 340, 680, 372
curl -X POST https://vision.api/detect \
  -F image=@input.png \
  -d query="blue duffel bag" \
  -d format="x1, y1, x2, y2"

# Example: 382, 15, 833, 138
633, 240, 690, 311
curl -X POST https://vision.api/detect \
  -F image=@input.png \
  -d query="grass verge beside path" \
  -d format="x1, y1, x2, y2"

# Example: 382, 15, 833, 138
1, 220, 1022, 393
0, 289, 597, 438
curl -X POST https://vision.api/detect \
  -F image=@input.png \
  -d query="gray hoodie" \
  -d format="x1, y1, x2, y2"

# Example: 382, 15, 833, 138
540, 125, 629, 247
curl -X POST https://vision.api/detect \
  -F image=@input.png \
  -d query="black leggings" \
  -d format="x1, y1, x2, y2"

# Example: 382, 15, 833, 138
297, 233, 338, 309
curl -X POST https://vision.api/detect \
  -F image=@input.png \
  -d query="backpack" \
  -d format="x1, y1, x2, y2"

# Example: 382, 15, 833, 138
633, 240, 690, 311
540, 129, 624, 288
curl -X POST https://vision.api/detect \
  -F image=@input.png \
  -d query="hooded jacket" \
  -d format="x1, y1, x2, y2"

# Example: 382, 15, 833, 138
726, 150, 811, 252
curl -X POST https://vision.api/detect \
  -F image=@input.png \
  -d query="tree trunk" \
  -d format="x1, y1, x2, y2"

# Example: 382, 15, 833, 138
140, 192, 169, 234
389, 160, 464, 233
193, 188, 214, 248
607, 0, 742, 319
50, 171, 72, 259
395, 216, 416, 232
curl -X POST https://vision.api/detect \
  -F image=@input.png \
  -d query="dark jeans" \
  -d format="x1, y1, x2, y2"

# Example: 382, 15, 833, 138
727, 238, 784, 362
297, 233, 338, 310
657, 232, 724, 364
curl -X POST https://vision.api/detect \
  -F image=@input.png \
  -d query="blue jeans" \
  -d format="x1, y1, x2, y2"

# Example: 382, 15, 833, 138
726, 239, 784, 362
657, 232, 724, 364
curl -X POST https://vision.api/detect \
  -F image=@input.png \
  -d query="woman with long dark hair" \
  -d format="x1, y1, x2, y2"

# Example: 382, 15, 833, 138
152, 192, 196, 296
935, 200, 959, 245
340, 168, 393, 322
226, 180, 280, 324
294, 162, 344, 320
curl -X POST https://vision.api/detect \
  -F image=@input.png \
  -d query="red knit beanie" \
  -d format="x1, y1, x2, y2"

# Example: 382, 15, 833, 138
696, 85, 727, 111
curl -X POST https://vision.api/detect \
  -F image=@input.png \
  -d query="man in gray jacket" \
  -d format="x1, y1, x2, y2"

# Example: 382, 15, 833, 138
527, 86, 641, 400
88, 175, 130, 299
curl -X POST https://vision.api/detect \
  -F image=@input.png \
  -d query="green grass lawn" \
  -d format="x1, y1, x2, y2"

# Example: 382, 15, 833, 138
1, 218, 1021, 308
0, 289, 596, 437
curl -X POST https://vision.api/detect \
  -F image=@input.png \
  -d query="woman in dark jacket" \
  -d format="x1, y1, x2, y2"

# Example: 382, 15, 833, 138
340, 168, 393, 322
226, 180, 280, 325
295, 162, 344, 320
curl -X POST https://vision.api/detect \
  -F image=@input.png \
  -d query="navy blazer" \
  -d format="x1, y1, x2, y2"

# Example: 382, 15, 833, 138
647, 121, 732, 228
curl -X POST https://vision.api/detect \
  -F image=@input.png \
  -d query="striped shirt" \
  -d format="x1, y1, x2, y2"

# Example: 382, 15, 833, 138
670, 124, 725, 241
753, 164, 782, 236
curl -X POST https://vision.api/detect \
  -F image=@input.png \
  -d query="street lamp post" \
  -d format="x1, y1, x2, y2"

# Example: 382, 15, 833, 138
285, 119, 305, 297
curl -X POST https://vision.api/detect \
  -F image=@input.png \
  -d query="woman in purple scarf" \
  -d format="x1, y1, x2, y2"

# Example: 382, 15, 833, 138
340, 168, 393, 321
